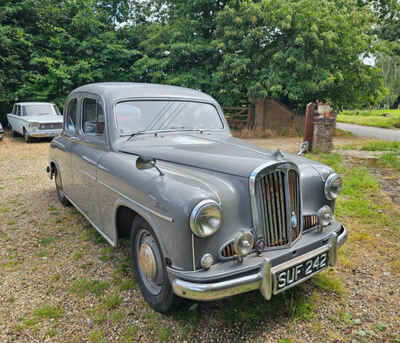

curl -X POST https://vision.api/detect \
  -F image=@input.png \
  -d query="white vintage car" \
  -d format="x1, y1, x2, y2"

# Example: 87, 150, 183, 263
7, 102, 63, 142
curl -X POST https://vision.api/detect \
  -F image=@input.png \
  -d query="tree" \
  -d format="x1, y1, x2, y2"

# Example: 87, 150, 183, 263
213, 0, 385, 109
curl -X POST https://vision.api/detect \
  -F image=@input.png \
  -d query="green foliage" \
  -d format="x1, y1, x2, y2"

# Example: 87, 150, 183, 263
0, 0, 393, 126
213, 0, 384, 109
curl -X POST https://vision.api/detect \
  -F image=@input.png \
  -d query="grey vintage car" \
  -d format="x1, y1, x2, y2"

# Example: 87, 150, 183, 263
47, 82, 347, 313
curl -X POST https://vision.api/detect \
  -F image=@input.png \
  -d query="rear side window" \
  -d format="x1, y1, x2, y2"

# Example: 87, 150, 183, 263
16, 106, 21, 116
82, 98, 105, 136
66, 99, 77, 134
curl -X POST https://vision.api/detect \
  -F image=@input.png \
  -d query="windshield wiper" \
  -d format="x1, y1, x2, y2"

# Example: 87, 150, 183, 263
125, 130, 148, 142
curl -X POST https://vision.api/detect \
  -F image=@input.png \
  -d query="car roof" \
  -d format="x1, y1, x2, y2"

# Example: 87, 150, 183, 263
16, 102, 54, 106
71, 82, 216, 103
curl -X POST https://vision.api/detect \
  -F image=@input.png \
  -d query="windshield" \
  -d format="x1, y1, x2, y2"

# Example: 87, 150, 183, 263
115, 101, 223, 135
23, 104, 59, 116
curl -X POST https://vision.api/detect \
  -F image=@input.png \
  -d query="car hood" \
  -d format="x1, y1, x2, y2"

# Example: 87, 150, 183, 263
118, 132, 332, 178
23, 114, 63, 123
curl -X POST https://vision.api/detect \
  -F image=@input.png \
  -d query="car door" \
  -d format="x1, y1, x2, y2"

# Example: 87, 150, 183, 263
58, 97, 79, 198
71, 94, 107, 228
7, 104, 20, 133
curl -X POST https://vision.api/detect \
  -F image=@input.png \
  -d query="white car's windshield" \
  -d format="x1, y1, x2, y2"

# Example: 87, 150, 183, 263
24, 104, 60, 116
115, 101, 223, 135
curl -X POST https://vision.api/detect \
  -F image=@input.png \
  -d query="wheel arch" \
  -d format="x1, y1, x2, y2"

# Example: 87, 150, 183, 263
113, 200, 169, 260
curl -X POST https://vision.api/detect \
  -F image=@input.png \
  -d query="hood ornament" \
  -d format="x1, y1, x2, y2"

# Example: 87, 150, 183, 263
273, 149, 285, 160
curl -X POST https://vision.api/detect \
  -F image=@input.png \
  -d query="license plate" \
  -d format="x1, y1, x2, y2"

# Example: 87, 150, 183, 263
275, 251, 329, 292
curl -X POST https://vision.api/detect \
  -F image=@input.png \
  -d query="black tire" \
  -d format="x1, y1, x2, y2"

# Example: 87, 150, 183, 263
131, 216, 180, 313
54, 167, 70, 206
12, 130, 18, 137
23, 129, 32, 143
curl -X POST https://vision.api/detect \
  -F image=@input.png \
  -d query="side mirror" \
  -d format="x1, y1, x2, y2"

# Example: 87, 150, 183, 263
297, 141, 309, 156
136, 156, 164, 176
136, 156, 156, 170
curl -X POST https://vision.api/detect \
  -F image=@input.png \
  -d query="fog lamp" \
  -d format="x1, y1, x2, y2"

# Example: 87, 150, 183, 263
200, 253, 214, 269
233, 230, 255, 257
318, 205, 333, 227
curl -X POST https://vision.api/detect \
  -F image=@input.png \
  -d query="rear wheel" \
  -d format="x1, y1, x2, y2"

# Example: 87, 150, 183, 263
55, 168, 70, 206
12, 130, 18, 137
131, 216, 180, 313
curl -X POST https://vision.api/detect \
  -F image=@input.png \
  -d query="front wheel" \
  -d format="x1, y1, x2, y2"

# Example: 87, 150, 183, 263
131, 217, 180, 313
23, 129, 32, 143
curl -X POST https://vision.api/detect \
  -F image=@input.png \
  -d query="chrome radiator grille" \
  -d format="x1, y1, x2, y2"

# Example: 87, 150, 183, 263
39, 123, 62, 130
254, 165, 301, 248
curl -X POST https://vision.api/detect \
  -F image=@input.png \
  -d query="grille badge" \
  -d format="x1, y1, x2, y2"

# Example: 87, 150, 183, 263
291, 212, 298, 229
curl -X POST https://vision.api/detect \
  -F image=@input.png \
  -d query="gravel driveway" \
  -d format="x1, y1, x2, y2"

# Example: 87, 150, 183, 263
0, 133, 399, 343
337, 123, 400, 141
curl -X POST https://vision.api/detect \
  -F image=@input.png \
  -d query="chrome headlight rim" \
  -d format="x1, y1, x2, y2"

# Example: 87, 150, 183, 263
189, 199, 222, 238
324, 173, 342, 200
29, 122, 40, 130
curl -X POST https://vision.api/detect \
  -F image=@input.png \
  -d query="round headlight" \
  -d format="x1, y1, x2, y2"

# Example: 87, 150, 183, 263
29, 122, 40, 130
233, 230, 255, 257
190, 200, 222, 238
318, 205, 333, 227
325, 173, 342, 200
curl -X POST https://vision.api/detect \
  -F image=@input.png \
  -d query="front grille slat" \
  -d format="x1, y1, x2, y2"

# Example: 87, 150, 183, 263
39, 123, 62, 130
256, 166, 300, 248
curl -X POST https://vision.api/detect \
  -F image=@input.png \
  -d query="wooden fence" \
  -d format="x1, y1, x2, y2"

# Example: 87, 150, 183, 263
223, 105, 255, 130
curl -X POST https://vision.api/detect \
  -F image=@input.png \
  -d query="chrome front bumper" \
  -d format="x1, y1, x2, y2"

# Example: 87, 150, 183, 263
28, 129, 62, 138
171, 226, 347, 301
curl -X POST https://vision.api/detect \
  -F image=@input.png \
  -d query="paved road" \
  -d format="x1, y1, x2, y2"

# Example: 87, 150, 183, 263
337, 122, 400, 141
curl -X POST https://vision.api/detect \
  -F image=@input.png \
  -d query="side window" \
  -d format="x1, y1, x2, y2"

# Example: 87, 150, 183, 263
16, 105, 20, 116
66, 99, 77, 134
82, 98, 105, 136
12, 104, 16, 114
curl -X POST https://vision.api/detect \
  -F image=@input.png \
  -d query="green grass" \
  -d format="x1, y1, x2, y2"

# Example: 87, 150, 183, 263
378, 153, 400, 171
337, 109, 400, 128
306, 152, 345, 173
88, 329, 105, 343
104, 293, 122, 309
312, 271, 344, 295
155, 325, 172, 342
33, 304, 64, 319
69, 279, 110, 296
361, 141, 400, 151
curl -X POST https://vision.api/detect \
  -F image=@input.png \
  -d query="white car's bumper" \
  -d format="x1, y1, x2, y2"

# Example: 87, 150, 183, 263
28, 129, 62, 138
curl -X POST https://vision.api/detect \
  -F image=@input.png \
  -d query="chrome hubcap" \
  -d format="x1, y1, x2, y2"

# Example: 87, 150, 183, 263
138, 242, 157, 281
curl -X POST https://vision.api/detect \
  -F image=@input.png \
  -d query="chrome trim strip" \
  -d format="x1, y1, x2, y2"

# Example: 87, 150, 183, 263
97, 179, 174, 223
192, 234, 196, 271
80, 170, 96, 181
65, 195, 116, 247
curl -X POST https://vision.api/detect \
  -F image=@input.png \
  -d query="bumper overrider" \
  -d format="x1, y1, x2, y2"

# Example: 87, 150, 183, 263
168, 224, 347, 301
